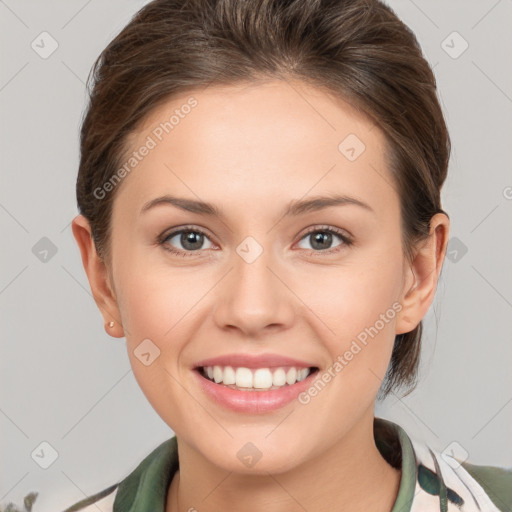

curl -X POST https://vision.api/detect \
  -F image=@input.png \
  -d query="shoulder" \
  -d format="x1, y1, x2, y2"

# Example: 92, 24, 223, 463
460, 460, 512, 511
62, 435, 178, 512
408, 434, 512, 512
62, 483, 118, 512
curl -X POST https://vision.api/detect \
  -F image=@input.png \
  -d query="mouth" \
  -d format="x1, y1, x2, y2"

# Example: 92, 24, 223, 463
195, 365, 320, 391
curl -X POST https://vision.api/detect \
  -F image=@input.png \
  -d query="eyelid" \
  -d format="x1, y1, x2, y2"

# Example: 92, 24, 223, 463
159, 224, 214, 244
298, 224, 353, 242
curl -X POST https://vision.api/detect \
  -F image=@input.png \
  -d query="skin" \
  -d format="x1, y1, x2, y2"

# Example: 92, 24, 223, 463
72, 79, 449, 512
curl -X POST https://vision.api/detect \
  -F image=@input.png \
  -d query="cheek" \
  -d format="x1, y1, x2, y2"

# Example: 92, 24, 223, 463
292, 248, 403, 383
117, 268, 192, 346
114, 264, 200, 422
111, 232, 186, 338
113, 252, 217, 382
297, 254, 401, 335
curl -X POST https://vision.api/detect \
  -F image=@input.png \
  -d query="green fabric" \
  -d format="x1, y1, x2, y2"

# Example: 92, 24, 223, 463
461, 461, 512, 512
113, 436, 179, 512
389, 420, 417, 512
429, 449, 448, 512
62, 483, 119, 512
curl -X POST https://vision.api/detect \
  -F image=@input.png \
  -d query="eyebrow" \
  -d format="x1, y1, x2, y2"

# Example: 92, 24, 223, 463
140, 193, 374, 218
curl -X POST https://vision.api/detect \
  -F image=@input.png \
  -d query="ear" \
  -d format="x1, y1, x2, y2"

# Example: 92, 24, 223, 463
71, 214, 124, 338
395, 212, 450, 335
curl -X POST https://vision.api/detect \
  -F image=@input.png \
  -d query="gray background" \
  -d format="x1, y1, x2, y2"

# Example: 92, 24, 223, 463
1, 1, 511, 510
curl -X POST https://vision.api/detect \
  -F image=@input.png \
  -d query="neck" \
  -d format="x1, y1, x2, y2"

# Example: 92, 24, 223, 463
166, 409, 401, 512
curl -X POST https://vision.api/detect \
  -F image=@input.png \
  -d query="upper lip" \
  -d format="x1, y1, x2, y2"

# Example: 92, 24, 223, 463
193, 353, 318, 370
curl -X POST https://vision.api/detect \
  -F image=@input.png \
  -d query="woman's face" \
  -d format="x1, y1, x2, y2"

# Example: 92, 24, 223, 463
104, 80, 415, 473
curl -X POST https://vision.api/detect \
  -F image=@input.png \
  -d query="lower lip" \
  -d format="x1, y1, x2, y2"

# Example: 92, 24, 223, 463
193, 368, 319, 413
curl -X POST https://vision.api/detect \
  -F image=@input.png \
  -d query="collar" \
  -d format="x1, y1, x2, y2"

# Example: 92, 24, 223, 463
113, 417, 416, 512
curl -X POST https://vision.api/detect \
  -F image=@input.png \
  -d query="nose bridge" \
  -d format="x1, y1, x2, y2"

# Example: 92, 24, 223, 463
213, 235, 294, 335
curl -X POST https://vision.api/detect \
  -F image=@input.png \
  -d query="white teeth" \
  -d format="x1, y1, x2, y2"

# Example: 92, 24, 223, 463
223, 366, 236, 385
202, 365, 313, 390
272, 368, 286, 386
253, 368, 273, 389
285, 367, 297, 385
297, 368, 309, 381
235, 367, 253, 388
213, 366, 223, 383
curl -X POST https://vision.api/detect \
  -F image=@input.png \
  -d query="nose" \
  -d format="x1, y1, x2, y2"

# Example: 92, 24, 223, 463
212, 245, 295, 338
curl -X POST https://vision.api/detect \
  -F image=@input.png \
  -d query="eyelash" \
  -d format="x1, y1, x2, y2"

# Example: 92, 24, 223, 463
158, 224, 353, 258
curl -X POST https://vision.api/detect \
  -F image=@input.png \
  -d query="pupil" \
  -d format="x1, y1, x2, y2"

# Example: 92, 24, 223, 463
311, 232, 331, 250
182, 232, 203, 250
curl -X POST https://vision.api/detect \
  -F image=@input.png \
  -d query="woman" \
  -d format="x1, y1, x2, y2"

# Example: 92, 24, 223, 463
65, 0, 511, 510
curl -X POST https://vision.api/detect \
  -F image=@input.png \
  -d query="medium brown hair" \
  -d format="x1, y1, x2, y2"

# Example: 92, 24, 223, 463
76, 0, 450, 397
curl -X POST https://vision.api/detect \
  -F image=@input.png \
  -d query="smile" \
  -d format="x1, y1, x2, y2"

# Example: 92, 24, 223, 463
200, 365, 316, 391
193, 363, 320, 413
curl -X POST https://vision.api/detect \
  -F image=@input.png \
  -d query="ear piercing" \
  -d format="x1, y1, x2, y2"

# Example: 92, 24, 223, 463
108, 321, 115, 328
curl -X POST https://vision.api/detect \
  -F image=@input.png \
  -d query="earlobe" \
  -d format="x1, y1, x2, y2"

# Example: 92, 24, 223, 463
104, 319, 123, 338
71, 214, 125, 338
395, 213, 450, 335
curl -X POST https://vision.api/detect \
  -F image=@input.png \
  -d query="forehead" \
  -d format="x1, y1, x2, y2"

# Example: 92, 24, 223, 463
115, 79, 397, 217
